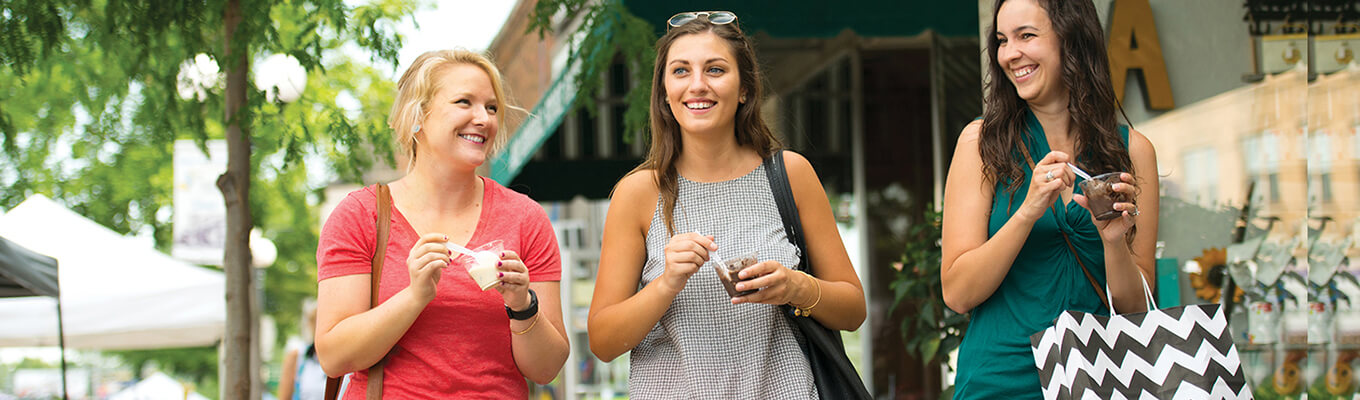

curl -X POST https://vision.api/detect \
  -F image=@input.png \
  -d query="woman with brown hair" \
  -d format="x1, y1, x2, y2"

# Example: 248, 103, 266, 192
588, 11, 866, 399
940, 0, 1161, 398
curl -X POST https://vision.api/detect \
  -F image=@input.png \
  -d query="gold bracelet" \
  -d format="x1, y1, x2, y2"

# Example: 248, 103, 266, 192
511, 312, 540, 335
793, 271, 821, 317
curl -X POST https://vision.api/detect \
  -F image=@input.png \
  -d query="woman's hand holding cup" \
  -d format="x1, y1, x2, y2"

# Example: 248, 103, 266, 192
1074, 172, 1139, 242
494, 249, 532, 311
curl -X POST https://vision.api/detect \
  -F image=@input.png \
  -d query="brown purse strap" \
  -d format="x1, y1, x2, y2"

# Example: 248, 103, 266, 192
1020, 142, 1112, 312
324, 183, 392, 400
371, 183, 391, 312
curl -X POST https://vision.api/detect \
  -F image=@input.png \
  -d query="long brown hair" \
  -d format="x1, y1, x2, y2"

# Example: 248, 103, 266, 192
979, 0, 1132, 194
631, 16, 780, 235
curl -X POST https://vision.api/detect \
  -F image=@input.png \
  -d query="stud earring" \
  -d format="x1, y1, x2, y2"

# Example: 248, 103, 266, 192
411, 105, 423, 134
740, 95, 747, 103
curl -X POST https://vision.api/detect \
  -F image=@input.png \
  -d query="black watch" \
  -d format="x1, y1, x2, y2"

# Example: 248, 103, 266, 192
505, 289, 539, 320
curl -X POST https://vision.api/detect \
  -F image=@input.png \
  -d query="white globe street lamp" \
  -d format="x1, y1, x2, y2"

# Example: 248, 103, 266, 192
250, 228, 277, 269
246, 54, 305, 399
253, 54, 308, 103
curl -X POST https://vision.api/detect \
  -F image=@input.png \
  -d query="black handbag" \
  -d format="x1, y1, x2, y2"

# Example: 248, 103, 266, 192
763, 150, 873, 400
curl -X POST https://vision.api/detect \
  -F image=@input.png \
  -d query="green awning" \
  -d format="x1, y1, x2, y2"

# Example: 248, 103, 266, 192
488, 60, 581, 183
491, 1, 979, 183
623, 0, 979, 38
489, 10, 621, 184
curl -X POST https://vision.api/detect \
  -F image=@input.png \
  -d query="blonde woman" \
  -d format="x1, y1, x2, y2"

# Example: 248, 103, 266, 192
315, 49, 569, 398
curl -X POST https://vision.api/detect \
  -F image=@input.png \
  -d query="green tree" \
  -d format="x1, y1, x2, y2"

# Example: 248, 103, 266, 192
527, 0, 655, 143
1, 0, 416, 398
890, 205, 967, 397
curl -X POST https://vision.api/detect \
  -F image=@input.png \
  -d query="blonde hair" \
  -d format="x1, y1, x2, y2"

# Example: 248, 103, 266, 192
388, 49, 515, 167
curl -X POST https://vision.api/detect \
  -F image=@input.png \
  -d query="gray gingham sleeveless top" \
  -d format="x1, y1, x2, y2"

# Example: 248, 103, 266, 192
629, 164, 817, 399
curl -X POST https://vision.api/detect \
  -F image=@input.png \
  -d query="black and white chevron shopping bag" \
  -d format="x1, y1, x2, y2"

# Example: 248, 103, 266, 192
1030, 277, 1251, 399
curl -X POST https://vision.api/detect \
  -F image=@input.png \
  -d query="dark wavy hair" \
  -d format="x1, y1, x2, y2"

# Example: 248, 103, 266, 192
980, 0, 1133, 195
632, 15, 780, 236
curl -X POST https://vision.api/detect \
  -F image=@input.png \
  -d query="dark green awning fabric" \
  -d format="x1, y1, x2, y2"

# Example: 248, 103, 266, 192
489, 61, 581, 183
489, 12, 619, 183
0, 235, 59, 298
624, 0, 979, 38
491, 1, 979, 184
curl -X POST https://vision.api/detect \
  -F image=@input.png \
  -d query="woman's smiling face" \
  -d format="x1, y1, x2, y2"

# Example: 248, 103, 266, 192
663, 31, 744, 137
415, 64, 499, 169
995, 0, 1066, 107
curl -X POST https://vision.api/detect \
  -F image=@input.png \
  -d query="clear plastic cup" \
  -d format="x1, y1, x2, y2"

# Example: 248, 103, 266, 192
1078, 172, 1131, 221
450, 239, 504, 291
714, 252, 759, 298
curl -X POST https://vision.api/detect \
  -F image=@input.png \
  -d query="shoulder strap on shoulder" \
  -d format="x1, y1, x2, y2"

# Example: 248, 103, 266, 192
323, 183, 392, 400
372, 183, 391, 307
763, 150, 809, 273
365, 183, 391, 399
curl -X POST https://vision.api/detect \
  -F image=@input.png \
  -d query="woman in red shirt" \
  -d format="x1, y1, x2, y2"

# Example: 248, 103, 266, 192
315, 49, 569, 399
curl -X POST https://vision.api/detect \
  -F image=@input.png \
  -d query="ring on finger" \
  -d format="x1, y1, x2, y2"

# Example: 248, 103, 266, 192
1044, 170, 1054, 182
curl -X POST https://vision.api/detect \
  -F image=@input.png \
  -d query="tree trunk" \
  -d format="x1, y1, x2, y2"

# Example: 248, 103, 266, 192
220, 0, 255, 398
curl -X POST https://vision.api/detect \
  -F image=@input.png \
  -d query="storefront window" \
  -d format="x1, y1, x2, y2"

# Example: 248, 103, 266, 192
1182, 147, 1219, 207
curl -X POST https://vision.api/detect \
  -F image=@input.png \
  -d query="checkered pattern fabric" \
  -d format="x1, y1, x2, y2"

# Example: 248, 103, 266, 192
629, 164, 817, 399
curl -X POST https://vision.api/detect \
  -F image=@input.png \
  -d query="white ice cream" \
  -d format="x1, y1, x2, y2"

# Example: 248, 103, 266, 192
467, 250, 501, 290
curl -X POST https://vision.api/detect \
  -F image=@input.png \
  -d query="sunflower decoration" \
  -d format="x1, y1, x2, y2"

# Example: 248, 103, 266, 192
1325, 350, 1358, 396
1272, 350, 1308, 396
1189, 248, 1245, 303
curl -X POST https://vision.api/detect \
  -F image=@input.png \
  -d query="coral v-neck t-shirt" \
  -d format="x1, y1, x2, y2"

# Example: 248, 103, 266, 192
317, 177, 561, 399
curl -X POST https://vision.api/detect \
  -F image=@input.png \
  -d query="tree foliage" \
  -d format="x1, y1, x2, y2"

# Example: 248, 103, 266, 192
890, 205, 968, 371
527, 0, 655, 143
1, 0, 418, 393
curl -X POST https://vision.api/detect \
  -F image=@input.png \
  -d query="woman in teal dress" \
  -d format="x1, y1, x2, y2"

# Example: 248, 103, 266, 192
940, 0, 1161, 398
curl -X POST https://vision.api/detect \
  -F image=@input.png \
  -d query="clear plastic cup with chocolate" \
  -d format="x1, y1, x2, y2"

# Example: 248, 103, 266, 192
1078, 172, 1131, 221
714, 252, 759, 298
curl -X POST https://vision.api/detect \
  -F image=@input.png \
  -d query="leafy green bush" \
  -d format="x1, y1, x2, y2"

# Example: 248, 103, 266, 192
890, 205, 968, 368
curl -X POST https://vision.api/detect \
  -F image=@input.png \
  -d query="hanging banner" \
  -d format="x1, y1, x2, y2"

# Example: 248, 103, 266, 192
172, 139, 227, 266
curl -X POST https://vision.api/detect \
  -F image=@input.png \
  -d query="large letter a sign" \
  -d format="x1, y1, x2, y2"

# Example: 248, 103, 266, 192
1108, 0, 1174, 110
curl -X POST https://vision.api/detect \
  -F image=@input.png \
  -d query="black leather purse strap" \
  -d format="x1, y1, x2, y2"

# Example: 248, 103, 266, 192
764, 151, 810, 273
763, 150, 873, 400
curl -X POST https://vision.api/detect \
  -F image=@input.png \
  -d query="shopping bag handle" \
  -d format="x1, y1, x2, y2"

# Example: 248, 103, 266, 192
1107, 271, 1157, 315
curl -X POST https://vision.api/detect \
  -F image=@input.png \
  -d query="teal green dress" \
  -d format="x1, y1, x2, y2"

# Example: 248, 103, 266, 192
952, 111, 1128, 399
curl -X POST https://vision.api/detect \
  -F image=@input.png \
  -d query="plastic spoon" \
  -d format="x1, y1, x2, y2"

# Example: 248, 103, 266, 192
445, 242, 478, 258
1067, 163, 1093, 181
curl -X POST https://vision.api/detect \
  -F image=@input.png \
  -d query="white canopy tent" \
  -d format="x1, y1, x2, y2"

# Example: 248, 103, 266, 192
0, 194, 224, 349
107, 371, 211, 400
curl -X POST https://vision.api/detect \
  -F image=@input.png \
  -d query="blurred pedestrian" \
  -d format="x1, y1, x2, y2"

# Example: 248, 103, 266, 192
277, 299, 326, 400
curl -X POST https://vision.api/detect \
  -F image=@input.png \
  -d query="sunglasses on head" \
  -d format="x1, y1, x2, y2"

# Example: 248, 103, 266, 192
666, 11, 737, 29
